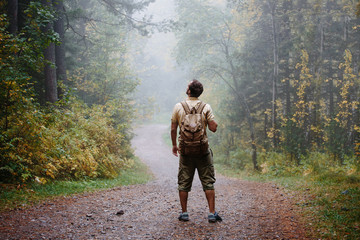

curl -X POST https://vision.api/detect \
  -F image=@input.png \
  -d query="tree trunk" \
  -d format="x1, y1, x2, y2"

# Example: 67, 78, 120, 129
284, 1, 292, 118
343, 16, 348, 43
233, 89, 259, 171
8, 0, 18, 34
4, 0, 18, 130
320, 24, 324, 61
285, 67, 291, 117
264, 111, 268, 149
313, 21, 325, 148
42, 0, 58, 103
44, 45, 58, 103
53, 0, 67, 87
268, 0, 279, 148
329, 78, 334, 116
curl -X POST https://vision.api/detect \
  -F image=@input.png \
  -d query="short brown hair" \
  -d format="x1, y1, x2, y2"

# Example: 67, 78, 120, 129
188, 79, 203, 97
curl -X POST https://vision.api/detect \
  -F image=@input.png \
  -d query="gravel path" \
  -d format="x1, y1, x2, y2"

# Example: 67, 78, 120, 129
0, 124, 308, 239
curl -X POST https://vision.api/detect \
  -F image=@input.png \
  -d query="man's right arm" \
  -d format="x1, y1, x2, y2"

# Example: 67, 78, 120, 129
205, 104, 217, 133
171, 122, 179, 156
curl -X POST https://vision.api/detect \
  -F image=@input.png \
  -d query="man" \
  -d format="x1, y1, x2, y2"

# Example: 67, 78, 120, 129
171, 79, 222, 223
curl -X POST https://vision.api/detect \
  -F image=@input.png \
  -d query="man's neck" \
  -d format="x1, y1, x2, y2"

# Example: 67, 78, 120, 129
187, 96, 199, 100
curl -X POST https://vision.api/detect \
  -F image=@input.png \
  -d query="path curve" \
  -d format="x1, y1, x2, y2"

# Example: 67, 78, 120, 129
0, 124, 308, 239
131, 124, 178, 185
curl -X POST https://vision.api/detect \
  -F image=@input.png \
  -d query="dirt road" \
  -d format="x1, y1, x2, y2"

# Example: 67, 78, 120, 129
0, 124, 308, 239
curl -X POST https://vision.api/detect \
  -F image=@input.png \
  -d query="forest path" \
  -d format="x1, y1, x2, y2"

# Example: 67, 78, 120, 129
0, 124, 308, 239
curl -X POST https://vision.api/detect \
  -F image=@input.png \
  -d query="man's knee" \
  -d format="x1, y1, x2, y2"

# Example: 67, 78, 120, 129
202, 183, 215, 191
178, 186, 192, 192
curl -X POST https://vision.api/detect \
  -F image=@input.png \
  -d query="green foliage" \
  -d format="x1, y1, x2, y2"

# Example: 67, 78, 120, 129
314, 172, 360, 184
280, 51, 313, 162
23, 2, 60, 49
280, 118, 306, 163
64, 0, 140, 106
324, 119, 348, 161
0, 7, 55, 130
322, 50, 360, 163
257, 151, 358, 177
213, 147, 254, 171
214, 146, 358, 179
0, 97, 135, 183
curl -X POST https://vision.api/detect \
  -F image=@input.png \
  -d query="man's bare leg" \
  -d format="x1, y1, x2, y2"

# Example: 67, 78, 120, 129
205, 189, 215, 213
179, 191, 188, 213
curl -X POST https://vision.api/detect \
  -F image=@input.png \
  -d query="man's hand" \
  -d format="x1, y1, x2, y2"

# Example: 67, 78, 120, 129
208, 120, 218, 133
172, 145, 179, 157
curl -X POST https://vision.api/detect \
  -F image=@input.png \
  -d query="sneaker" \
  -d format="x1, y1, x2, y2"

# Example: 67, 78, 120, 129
208, 212, 222, 223
178, 212, 189, 221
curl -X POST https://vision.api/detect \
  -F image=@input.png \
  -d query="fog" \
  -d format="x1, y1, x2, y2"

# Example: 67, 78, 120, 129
133, 0, 188, 118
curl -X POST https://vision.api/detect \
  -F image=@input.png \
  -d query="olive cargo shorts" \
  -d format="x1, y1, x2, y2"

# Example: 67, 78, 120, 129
178, 150, 216, 192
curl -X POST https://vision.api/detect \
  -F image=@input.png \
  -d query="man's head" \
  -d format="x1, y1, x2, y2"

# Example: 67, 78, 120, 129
186, 79, 203, 98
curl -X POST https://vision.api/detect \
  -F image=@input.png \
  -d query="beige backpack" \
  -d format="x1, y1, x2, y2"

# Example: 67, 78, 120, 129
178, 101, 209, 156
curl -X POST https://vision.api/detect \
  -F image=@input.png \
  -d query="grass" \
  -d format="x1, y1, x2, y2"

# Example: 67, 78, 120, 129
0, 157, 153, 212
215, 163, 360, 240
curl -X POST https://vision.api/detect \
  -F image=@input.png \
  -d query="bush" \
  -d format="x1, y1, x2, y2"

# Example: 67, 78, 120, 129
0, 97, 135, 183
214, 148, 359, 179
255, 151, 359, 178
214, 147, 253, 171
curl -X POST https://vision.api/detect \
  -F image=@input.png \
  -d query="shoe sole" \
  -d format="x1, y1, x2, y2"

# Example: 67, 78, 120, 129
209, 218, 222, 223
178, 215, 189, 222
179, 218, 189, 222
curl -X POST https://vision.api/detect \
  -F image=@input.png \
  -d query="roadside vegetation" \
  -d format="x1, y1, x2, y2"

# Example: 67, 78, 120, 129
0, 157, 153, 212
214, 150, 360, 240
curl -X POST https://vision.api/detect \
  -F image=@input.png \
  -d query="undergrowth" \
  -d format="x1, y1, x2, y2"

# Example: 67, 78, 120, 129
214, 149, 360, 239
0, 97, 135, 183
0, 157, 153, 212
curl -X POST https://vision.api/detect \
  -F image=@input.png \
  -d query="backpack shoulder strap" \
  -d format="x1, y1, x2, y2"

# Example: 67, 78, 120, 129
180, 101, 191, 114
197, 102, 208, 136
196, 101, 207, 114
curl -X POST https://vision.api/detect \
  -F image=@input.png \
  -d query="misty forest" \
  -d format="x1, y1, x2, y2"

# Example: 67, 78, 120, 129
1, 0, 360, 239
